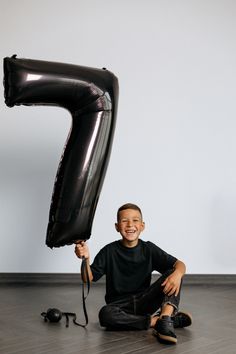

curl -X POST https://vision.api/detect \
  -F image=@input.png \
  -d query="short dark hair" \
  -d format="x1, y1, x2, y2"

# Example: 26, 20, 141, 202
117, 203, 143, 221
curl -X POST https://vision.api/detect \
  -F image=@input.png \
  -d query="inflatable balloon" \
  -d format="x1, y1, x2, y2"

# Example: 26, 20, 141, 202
3, 55, 119, 248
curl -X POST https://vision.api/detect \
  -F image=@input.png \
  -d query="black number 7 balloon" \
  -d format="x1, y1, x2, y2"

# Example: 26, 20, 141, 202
3, 55, 119, 248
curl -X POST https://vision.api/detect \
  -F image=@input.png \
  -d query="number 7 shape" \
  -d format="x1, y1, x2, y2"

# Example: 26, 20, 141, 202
3, 55, 119, 248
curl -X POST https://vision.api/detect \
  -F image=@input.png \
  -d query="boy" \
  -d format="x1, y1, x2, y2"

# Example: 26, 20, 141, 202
75, 203, 192, 344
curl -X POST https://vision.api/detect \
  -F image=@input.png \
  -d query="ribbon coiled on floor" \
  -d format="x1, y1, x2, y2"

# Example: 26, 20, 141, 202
41, 258, 90, 328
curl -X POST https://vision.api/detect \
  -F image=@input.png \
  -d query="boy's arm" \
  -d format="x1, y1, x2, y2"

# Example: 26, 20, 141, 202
74, 241, 93, 283
161, 259, 186, 296
173, 259, 186, 276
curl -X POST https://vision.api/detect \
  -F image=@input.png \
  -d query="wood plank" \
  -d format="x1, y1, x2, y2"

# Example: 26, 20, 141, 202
0, 283, 236, 353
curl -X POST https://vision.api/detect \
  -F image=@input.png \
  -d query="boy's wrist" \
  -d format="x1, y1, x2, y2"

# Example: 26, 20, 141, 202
173, 267, 185, 278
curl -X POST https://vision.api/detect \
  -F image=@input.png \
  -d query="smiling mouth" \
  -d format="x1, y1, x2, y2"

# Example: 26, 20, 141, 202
126, 230, 136, 234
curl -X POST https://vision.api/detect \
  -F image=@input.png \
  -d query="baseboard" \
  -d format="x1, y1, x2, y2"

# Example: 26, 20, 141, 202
0, 273, 236, 286
0, 273, 82, 286
181, 274, 236, 285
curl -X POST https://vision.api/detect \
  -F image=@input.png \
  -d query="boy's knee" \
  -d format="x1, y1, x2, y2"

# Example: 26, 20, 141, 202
163, 268, 175, 278
156, 269, 175, 285
99, 305, 114, 327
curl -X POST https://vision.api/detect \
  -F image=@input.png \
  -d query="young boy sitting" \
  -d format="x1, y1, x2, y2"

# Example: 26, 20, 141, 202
75, 203, 192, 344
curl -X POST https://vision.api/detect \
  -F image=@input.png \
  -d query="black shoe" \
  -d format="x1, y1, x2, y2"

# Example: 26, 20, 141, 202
153, 316, 177, 344
173, 311, 192, 328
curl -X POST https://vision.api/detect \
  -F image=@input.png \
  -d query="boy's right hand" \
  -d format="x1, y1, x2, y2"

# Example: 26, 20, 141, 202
74, 241, 90, 259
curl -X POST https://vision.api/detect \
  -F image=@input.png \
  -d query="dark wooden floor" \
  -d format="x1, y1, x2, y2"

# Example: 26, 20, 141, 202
0, 282, 236, 354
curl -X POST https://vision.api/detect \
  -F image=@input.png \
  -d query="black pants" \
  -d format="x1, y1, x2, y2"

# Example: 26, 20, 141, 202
99, 270, 181, 330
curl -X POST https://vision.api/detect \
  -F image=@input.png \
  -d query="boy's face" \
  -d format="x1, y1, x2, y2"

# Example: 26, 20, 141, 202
115, 208, 145, 247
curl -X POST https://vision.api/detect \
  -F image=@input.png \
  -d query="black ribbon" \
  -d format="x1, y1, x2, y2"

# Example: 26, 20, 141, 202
41, 257, 90, 328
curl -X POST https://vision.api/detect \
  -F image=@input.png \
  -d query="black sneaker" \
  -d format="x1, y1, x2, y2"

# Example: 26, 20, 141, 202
153, 316, 177, 344
173, 311, 192, 328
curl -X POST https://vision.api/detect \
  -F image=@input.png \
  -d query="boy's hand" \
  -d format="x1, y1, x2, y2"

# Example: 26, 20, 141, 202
161, 270, 182, 296
74, 241, 90, 259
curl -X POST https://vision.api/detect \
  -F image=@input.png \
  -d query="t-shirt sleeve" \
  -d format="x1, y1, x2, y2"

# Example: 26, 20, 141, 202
148, 241, 177, 274
90, 246, 107, 282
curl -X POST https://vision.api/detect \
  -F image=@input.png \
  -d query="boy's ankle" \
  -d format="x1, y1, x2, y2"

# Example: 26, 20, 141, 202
150, 315, 159, 328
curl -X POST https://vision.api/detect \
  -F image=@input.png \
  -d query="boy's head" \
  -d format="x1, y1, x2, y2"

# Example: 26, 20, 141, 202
115, 203, 145, 247
117, 203, 143, 222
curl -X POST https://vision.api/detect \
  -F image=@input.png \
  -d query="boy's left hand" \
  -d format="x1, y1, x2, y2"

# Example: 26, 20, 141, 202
161, 270, 182, 296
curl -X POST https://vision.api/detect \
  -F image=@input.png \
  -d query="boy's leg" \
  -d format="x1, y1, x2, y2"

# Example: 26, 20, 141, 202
135, 269, 181, 318
98, 269, 179, 331
99, 298, 151, 330
135, 269, 181, 343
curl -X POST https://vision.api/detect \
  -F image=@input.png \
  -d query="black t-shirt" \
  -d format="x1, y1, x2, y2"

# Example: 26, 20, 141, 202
90, 239, 177, 303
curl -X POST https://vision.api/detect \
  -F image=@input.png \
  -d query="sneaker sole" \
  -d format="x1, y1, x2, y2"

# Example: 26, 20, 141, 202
153, 329, 177, 344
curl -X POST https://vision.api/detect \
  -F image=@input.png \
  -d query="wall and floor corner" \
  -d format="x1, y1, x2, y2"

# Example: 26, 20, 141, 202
1, 272, 236, 286
0, 0, 236, 277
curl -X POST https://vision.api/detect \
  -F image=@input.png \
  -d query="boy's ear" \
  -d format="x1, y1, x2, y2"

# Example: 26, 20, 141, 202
141, 221, 145, 231
115, 223, 120, 232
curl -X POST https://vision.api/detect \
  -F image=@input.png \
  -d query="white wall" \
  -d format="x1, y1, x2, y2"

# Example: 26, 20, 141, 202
0, 0, 236, 274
